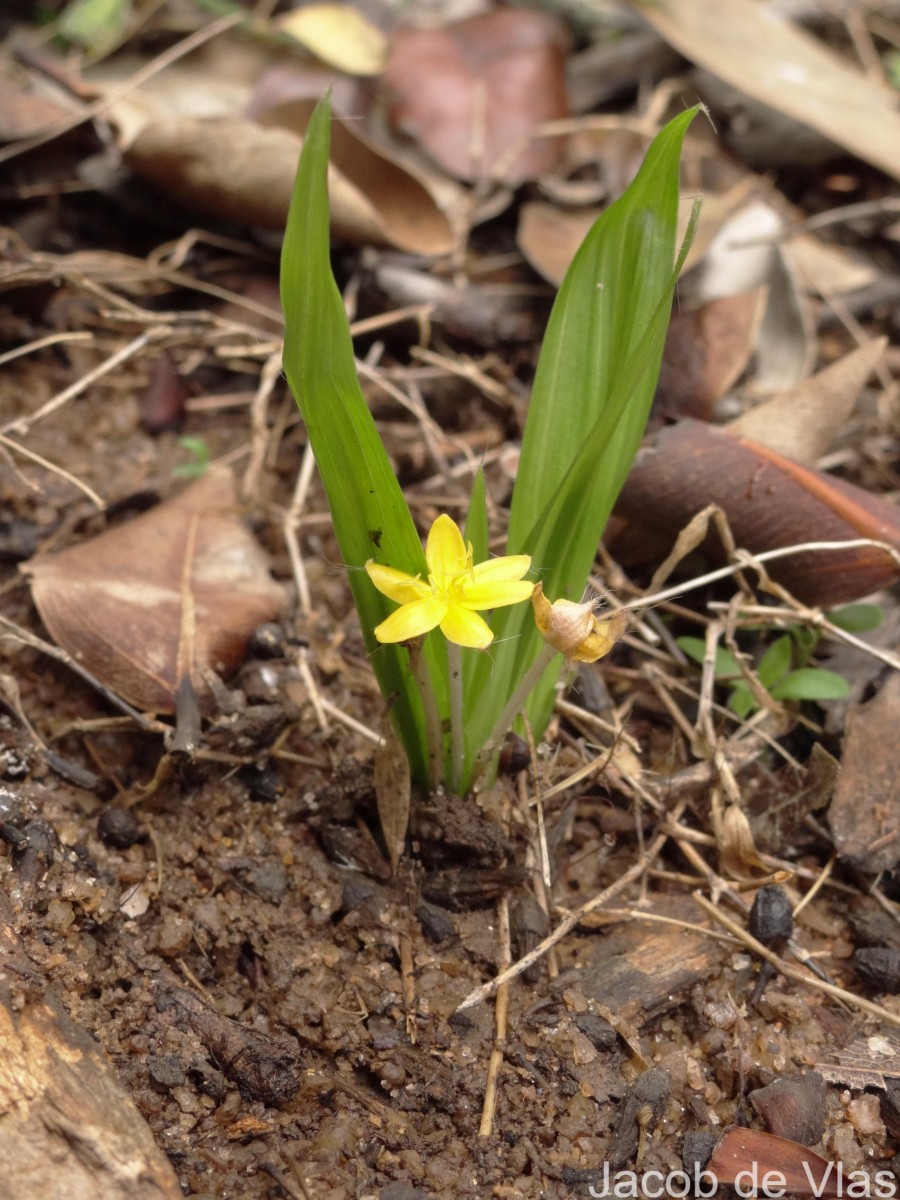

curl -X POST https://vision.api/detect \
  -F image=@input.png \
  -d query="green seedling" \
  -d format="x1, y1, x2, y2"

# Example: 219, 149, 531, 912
280, 94, 700, 793
172, 436, 211, 479
677, 603, 882, 719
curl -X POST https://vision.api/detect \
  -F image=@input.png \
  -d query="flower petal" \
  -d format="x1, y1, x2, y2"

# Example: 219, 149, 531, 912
425, 514, 468, 591
567, 611, 629, 662
462, 579, 536, 609
470, 554, 532, 585
374, 595, 447, 643
366, 561, 430, 604
439, 604, 494, 649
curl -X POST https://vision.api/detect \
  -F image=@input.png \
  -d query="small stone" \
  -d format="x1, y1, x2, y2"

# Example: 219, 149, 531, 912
247, 861, 288, 904
148, 1053, 187, 1092
847, 1094, 884, 1138
156, 916, 192, 956
749, 1073, 826, 1145
98, 806, 141, 849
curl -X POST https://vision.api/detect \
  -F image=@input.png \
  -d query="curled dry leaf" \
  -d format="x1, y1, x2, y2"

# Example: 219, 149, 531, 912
656, 288, 767, 421
24, 469, 285, 715
276, 4, 388, 76
719, 803, 767, 880
382, 8, 570, 185
124, 113, 454, 255
518, 201, 598, 287
707, 1127, 839, 1197
688, 199, 814, 394
374, 715, 410, 876
639, 0, 900, 183
828, 672, 900, 874
727, 338, 888, 464
613, 420, 900, 606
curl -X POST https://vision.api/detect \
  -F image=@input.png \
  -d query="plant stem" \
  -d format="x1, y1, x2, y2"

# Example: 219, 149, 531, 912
447, 639, 465, 793
408, 638, 443, 791
470, 641, 560, 787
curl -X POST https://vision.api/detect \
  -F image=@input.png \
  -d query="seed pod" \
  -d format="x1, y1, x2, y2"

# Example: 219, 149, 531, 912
748, 884, 793, 1008
98, 806, 142, 849
749, 884, 793, 948
854, 947, 900, 993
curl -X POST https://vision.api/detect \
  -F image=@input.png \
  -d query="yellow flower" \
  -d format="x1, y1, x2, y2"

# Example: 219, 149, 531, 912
366, 514, 532, 649
531, 581, 627, 663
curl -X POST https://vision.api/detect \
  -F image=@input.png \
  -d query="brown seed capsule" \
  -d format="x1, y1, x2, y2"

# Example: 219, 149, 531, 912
854, 947, 900, 993
749, 885, 793, 948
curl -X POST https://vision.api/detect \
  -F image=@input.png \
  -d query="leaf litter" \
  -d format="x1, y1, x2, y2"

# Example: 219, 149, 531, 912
1, 1, 900, 1197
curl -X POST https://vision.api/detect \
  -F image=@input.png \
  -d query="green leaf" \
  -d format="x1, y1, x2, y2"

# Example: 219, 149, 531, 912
60, 0, 130, 50
676, 635, 741, 679
172, 436, 210, 478
463, 107, 701, 778
280, 94, 444, 783
771, 669, 850, 702
464, 470, 489, 568
728, 683, 757, 720
757, 635, 793, 688
828, 603, 884, 634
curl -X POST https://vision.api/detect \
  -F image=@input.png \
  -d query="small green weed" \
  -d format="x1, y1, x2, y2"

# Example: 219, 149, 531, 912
676, 604, 882, 718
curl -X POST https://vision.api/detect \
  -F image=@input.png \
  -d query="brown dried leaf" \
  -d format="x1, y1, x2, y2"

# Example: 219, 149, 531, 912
828, 672, 900, 874
727, 338, 887, 464
820, 1031, 900, 1091
708, 1127, 839, 1197
719, 803, 767, 880
656, 289, 767, 421
750, 742, 839, 854
613, 420, 900, 606
125, 113, 453, 255
518, 202, 598, 287
374, 716, 410, 876
382, 9, 570, 185
276, 4, 388, 76
25, 470, 284, 715
640, 0, 900, 183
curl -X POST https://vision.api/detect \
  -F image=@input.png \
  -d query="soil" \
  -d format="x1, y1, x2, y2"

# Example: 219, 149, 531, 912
2, 6, 900, 1200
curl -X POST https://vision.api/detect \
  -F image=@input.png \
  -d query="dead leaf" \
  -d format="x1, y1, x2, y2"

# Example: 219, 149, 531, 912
727, 338, 887, 463
750, 742, 840, 854
656, 289, 767, 421
639, 0, 900, 183
277, 4, 388, 76
125, 114, 453, 255
719, 803, 767, 879
828, 672, 900, 874
374, 716, 411, 876
0, 66, 81, 141
382, 9, 570, 184
105, 38, 455, 256
25, 469, 285, 715
820, 1031, 900, 1091
518, 202, 598, 287
613, 420, 900, 606
254, 94, 457, 255
708, 1127, 839, 1197
688, 199, 814, 393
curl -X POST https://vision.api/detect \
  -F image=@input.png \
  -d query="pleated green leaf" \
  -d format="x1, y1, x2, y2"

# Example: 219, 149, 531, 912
463, 107, 701, 780
280, 95, 444, 783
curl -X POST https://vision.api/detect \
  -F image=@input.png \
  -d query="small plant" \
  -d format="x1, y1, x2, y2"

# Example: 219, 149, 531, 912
280, 95, 700, 793
676, 604, 882, 718
172, 436, 211, 479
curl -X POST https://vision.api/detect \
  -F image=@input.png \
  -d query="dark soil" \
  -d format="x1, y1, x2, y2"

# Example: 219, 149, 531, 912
2, 5, 900, 1200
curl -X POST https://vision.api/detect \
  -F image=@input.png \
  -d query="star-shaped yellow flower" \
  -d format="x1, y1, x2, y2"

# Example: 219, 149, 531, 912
366, 514, 532, 649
